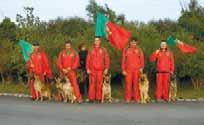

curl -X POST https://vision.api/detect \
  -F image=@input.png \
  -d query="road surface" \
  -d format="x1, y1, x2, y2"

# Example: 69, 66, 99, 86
0, 96, 204, 125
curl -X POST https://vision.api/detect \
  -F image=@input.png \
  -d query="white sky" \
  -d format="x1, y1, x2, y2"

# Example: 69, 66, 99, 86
0, 0, 204, 23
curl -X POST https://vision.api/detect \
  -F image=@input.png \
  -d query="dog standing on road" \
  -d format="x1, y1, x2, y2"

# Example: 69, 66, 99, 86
169, 74, 177, 102
139, 73, 150, 104
55, 77, 76, 103
33, 75, 52, 101
101, 74, 112, 103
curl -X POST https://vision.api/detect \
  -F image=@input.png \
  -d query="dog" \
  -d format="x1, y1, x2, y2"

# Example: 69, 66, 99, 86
101, 74, 112, 103
139, 73, 150, 104
169, 74, 177, 102
55, 77, 76, 103
33, 75, 52, 101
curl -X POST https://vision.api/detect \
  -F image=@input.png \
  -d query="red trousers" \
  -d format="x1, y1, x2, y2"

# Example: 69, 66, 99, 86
66, 71, 82, 101
156, 73, 170, 101
29, 74, 44, 99
88, 70, 103, 101
125, 70, 140, 102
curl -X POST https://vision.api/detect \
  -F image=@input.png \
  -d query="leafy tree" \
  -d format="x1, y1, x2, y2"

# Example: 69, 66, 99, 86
178, 0, 204, 41
86, 0, 123, 23
16, 7, 41, 41
0, 18, 17, 42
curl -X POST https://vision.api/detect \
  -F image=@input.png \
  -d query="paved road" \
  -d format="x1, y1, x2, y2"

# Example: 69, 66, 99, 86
0, 96, 204, 125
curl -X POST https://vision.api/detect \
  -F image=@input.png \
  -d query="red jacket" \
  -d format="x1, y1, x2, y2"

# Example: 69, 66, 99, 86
121, 47, 144, 72
57, 49, 79, 71
27, 50, 52, 78
150, 50, 174, 73
86, 47, 110, 71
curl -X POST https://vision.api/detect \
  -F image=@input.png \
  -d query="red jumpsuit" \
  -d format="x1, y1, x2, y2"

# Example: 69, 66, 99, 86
150, 50, 174, 101
56, 49, 82, 101
27, 50, 52, 99
121, 47, 144, 102
86, 46, 110, 101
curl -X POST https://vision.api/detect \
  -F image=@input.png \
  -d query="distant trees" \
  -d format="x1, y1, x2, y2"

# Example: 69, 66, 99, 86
86, 0, 126, 24
179, 0, 204, 41
0, 0, 203, 88
0, 18, 16, 42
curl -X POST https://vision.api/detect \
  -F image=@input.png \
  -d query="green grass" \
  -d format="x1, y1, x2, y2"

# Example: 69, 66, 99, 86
0, 83, 30, 95
111, 84, 204, 99
0, 82, 204, 99
178, 87, 204, 99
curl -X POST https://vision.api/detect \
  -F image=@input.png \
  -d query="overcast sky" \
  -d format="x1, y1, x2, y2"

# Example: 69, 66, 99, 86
0, 0, 204, 23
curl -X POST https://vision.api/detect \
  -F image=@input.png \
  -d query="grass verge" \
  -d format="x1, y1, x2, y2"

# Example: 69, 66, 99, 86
0, 83, 204, 99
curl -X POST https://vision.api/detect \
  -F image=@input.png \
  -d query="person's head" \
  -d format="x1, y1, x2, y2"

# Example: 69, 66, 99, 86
32, 41, 40, 52
65, 40, 72, 50
160, 41, 168, 51
78, 43, 87, 51
94, 37, 101, 47
130, 37, 138, 48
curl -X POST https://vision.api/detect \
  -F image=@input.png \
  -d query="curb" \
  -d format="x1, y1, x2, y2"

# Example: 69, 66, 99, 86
1, 93, 204, 103
0, 93, 31, 98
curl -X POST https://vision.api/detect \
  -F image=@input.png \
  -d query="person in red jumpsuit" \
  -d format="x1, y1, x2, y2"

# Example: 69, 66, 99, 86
27, 41, 52, 100
56, 41, 82, 103
86, 37, 110, 103
121, 37, 144, 103
150, 41, 174, 102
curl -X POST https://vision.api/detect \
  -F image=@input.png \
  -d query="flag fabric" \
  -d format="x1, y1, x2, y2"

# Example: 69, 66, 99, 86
19, 40, 33, 62
106, 22, 131, 50
95, 13, 131, 51
166, 36, 196, 54
176, 41, 197, 54
166, 36, 177, 46
95, 13, 109, 39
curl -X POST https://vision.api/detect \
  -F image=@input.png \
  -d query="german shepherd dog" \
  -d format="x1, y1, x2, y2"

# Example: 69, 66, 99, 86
139, 73, 150, 104
33, 75, 52, 101
55, 77, 76, 103
101, 74, 112, 103
169, 74, 177, 102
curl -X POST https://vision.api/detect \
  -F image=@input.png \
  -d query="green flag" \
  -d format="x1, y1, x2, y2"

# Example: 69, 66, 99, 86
19, 40, 33, 62
166, 36, 177, 46
95, 12, 109, 38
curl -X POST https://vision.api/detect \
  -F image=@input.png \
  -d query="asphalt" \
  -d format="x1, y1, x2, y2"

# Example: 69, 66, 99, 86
0, 96, 204, 125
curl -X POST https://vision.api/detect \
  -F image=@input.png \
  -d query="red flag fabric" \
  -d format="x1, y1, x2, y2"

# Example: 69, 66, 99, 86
176, 41, 196, 54
106, 22, 131, 51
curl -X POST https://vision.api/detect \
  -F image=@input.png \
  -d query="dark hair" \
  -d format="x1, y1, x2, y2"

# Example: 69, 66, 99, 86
65, 40, 72, 45
78, 43, 86, 50
33, 41, 40, 46
131, 36, 138, 42
161, 40, 166, 42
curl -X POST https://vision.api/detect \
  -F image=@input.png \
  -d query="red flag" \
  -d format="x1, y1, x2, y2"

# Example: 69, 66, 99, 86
176, 41, 196, 54
106, 22, 131, 51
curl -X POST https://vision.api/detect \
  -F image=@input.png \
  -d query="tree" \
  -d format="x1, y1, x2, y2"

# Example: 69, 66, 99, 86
86, 0, 122, 23
0, 18, 17, 42
16, 6, 41, 41
86, 0, 106, 22
47, 17, 90, 38
116, 14, 126, 25
178, 0, 204, 41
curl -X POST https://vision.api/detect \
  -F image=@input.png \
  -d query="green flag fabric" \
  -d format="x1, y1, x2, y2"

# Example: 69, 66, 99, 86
95, 12, 109, 38
166, 36, 177, 46
19, 40, 33, 62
